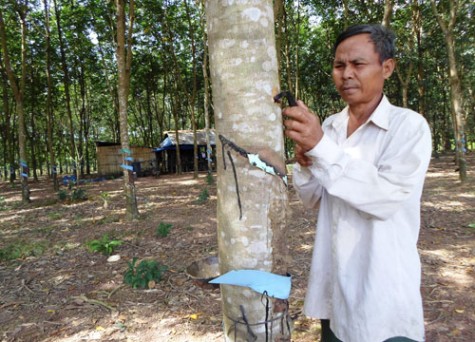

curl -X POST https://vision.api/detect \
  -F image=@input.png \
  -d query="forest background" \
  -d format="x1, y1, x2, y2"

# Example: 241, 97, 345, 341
0, 0, 473, 189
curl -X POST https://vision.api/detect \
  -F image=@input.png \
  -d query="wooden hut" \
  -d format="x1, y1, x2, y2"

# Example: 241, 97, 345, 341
154, 130, 216, 174
95, 142, 155, 176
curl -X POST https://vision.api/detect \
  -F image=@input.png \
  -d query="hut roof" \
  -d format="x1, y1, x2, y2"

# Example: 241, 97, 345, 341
155, 130, 215, 152
95, 141, 152, 148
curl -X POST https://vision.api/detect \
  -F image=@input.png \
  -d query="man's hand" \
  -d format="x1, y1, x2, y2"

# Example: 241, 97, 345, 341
283, 100, 324, 153
294, 144, 313, 167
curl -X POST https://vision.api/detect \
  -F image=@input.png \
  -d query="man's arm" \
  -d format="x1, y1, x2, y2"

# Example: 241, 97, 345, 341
299, 118, 431, 220
292, 161, 324, 210
283, 103, 325, 209
284, 101, 432, 220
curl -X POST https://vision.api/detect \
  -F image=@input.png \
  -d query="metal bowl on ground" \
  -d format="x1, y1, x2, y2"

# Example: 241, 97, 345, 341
185, 256, 220, 289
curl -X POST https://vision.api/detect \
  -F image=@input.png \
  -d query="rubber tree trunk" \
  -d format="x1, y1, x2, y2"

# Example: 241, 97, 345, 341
0, 7, 30, 203
43, 0, 59, 191
116, 0, 139, 220
431, 0, 467, 181
206, 2, 290, 341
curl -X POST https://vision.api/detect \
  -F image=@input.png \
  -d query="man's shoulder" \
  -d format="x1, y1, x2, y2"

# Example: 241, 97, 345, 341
387, 103, 430, 133
386, 99, 425, 121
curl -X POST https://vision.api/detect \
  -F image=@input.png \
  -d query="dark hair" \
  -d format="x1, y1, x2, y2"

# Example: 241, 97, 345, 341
334, 24, 396, 63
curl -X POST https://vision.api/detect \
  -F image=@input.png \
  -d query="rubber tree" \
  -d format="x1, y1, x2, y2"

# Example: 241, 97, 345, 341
116, 0, 139, 220
53, 0, 77, 178
431, 0, 467, 181
0, 3, 30, 203
43, 0, 59, 191
206, 1, 290, 341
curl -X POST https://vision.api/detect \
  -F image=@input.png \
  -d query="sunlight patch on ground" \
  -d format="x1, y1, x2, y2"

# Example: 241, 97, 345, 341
298, 244, 313, 251
47, 314, 224, 342
421, 200, 467, 210
148, 194, 197, 201
425, 171, 457, 178
421, 248, 475, 287
438, 266, 474, 287
422, 248, 456, 260
0, 213, 22, 224
458, 193, 475, 199
173, 179, 201, 186
0, 224, 40, 236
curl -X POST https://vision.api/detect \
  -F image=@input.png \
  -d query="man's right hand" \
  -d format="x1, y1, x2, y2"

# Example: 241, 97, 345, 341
283, 101, 323, 166
283, 101, 323, 152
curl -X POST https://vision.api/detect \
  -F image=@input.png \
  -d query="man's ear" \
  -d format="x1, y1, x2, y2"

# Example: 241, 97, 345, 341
382, 58, 395, 79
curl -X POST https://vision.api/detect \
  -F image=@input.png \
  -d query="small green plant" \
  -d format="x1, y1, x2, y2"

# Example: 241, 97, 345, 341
100, 191, 110, 209
123, 257, 168, 289
71, 188, 87, 201
57, 189, 68, 201
196, 187, 209, 204
206, 173, 214, 185
87, 234, 122, 255
0, 241, 46, 261
48, 212, 63, 220
155, 222, 173, 238
58, 188, 87, 202
0, 196, 7, 211
97, 215, 120, 225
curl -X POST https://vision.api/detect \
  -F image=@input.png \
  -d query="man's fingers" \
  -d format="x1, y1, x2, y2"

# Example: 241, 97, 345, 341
283, 116, 307, 132
282, 100, 324, 151
283, 102, 319, 126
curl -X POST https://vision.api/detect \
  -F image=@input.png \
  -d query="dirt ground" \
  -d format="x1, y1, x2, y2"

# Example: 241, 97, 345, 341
0, 153, 474, 342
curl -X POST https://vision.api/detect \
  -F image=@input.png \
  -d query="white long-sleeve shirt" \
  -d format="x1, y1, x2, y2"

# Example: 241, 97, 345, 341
293, 96, 432, 342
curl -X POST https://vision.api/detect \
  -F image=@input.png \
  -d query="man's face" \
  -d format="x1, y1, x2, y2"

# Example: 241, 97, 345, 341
332, 33, 394, 107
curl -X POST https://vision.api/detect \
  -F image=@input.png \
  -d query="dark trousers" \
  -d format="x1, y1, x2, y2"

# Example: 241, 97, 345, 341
321, 320, 417, 342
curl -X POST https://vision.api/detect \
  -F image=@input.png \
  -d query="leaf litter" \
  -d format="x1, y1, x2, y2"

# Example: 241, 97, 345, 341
0, 154, 474, 341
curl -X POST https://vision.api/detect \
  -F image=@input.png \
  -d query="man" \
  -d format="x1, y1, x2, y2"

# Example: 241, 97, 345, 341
283, 24, 432, 342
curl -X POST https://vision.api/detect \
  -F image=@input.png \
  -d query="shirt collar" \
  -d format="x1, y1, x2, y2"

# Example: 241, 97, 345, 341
331, 95, 391, 131
368, 95, 390, 130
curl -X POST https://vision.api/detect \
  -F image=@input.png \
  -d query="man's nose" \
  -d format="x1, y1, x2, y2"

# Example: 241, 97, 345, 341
342, 65, 354, 79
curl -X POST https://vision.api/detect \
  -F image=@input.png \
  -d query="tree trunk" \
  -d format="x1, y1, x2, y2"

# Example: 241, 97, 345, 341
53, 0, 77, 179
200, 1, 213, 174
283, 6, 293, 94
28, 90, 39, 182
414, 0, 425, 118
184, 0, 199, 178
116, 0, 139, 220
206, 2, 290, 341
0, 54, 14, 182
0, 6, 30, 202
382, 0, 393, 28
162, 5, 190, 175
294, 0, 301, 99
431, 0, 467, 181
43, 0, 59, 190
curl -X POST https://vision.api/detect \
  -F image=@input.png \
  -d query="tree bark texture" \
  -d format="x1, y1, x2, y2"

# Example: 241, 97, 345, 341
0, 6, 30, 202
53, 0, 77, 174
43, 0, 59, 191
431, 0, 467, 181
116, 0, 139, 220
206, 1, 290, 341
200, 1, 213, 174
